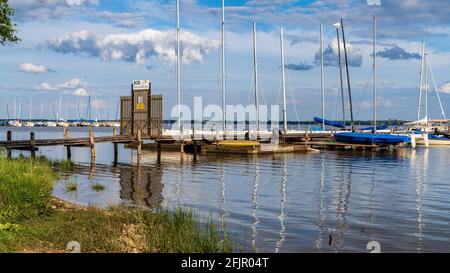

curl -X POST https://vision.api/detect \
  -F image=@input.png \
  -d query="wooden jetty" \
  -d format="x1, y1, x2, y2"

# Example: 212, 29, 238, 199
0, 128, 140, 165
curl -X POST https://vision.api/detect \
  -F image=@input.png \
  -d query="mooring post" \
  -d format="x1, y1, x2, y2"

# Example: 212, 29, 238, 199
64, 127, 71, 160
136, 130, 142, 166
157, 141, 161, 163
30, 132, 36, 159
137, 129, 142, 156
113, 127, 117, 137
113, 143, 118, 166
64, 127, 69, 140
193, 141, 198, 161
6, 130, 12, 159
89, 127, 95, 161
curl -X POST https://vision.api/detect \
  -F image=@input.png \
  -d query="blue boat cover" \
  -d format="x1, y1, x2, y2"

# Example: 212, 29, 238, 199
334, 132, 410, 145
314, 117, 346, 128
428, 134, 450, 140
360, 125, 388, 131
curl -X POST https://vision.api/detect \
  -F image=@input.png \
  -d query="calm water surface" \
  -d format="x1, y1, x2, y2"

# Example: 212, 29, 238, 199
1, 127, 449, 253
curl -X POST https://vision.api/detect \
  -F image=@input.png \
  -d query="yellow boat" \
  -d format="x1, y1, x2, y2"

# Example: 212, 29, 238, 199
215, 140, 260, 147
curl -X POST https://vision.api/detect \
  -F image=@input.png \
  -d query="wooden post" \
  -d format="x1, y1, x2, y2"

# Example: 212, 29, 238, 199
193, 141, 198, 161
137, 130, 142, 156
66, 146, 72, 161
89, 127, 95, 161
30, 132, 36, 159
157, 141, 161, 163
6, 131, 12, 159
136, 130, 142, 166
113, 127, 117, 137
64, 127, 71, 160
113, 143, 118, 166
64, 127, 69, 140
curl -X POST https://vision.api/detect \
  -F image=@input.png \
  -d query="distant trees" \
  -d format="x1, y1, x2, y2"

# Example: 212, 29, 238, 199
0, 0, 20, 46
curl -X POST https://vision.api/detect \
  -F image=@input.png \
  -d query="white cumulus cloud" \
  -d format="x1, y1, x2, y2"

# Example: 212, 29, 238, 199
439, 82, 450, 94
315, 39, 363, 67
19, 63, 51, 73
46, 29, 220, 65
73, 88, 89, 96
35, 78, 87, 92
36, 82, 57, 90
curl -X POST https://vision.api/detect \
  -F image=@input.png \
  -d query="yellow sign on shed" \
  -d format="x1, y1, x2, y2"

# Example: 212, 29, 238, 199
136, 103, 145, 110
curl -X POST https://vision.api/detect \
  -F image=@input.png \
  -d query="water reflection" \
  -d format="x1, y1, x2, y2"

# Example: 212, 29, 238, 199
275, 155, 287, 253
251, 158, 260, 253
414, 148, 429, 252
117, 165, 164, 208
220, 161, 230, 238
333, 156, 352, 251
315, 153, 327, 252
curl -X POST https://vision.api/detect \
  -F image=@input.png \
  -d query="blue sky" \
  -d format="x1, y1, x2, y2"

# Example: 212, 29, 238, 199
1, 0, 450, 121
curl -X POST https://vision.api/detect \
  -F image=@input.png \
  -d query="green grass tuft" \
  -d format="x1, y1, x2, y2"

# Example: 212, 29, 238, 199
91, 183, 105, 192
58, 160, 75, 172
65, 180, 78, 192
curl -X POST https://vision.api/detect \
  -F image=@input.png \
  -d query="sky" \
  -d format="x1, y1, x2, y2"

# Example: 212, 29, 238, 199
1, 0, 450, 122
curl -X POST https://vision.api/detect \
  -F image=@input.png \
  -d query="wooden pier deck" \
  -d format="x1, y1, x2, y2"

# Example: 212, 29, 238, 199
0, 135, 136, 149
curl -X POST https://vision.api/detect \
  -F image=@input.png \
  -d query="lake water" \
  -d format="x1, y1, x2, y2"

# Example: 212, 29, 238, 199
1, 127, 449, 253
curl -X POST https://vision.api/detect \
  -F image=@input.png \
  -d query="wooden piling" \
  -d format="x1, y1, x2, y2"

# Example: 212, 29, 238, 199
6, 131, 12, 159
193, 141, 198, 161
30, 132, 36, 159
89, 127, 95, 160
136, 130, 142, 166
113, 143, 118, 166
137, 130, 142, 156
64, 127, 69, 140
64, 128, 71, 160
157, 141, 161, 163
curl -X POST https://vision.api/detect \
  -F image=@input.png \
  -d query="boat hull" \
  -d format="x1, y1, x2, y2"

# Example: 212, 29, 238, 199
334, 132, 410, 145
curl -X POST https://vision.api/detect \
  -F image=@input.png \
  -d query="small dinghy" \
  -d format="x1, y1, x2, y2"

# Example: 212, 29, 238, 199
334, 132, 410, 145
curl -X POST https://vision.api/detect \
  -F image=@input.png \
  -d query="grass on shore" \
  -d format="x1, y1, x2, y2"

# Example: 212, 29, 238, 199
0, 154, 236, 253
65, 180, 78, 192
91, 182, 105, 192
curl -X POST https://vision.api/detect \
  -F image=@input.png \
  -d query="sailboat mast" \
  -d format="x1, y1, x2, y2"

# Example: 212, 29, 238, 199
253, 21, 260, 132
335, 23, 345, 125
6, 103, 9, 123
40, 99, 43, 122
373, 17, 377, 133
29, 97, 32, 123
320, 24, 325, 130
340, 18, 355, 132
18, 98, 22, 124
424, 53, 428, 127
417, 42, 425, 124
221, 0, 226, 132
280, 27, 287, 133
176, 0, 181, 130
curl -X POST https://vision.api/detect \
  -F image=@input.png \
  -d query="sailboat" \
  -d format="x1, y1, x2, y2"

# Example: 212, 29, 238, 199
407, 44, 450, 144
334, 18, 410, 145
24, 97, 35, 127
